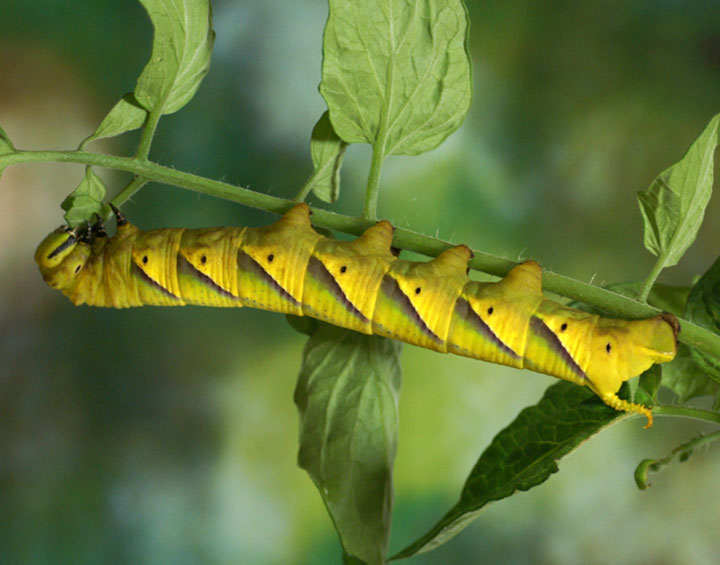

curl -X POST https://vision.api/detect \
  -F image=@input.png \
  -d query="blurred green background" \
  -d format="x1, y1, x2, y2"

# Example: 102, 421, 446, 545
2, 1, 720, 563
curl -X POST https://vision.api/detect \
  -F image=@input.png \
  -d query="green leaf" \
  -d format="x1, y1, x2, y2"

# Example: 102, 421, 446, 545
635, 365, 662, 407
135, 0, 214, 114
320, 0, 472, 156
645, 284, 692, 316
662, 343, 719, 403
83, 0, 214, 145
637, 113, 720, 268
392, 381, 619, 560
606, 281, 690, 315
83, 94, 148, 146
684, 255, 720, 385
61, 167, 109, 228
304, 111, 348, 203
295, 323, 402, 564
285, 314, 319, 337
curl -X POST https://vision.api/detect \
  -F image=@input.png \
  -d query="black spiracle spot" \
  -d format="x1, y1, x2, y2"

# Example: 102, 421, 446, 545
142, 256, 148, 264
561, 323, 568, 331
201, 255, 207, 264
74, 265, 82, 274
340, 265, 347, 274
487, 306, 494, 315
415, 287, 421, 295
267, 253, 274, 263
606, 343, 612, 353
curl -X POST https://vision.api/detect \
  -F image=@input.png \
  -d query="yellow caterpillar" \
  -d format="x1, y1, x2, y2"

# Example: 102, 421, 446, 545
35, 204, 678, 426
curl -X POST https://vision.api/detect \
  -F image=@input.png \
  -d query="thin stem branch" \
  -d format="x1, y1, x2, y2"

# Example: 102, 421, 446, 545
110, 175, 149, 211
363, 53, 394, 221
635, 428, 720, 488
4, 148, 720, 360
363, 141, 385, 221
652, 405, 720, 425
294, 170, 317, 203
638, 254, 667, 302
134, 107, 163, 161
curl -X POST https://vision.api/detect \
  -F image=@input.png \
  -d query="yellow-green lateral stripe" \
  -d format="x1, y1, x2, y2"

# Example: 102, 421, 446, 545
379, 274, 442, 344
454, 297, 521, 360
237, 250, 300, 306
132, 262, 182, 301
177, 254, 239, 300
529, 316, 588, 383
305, 256, 369, 323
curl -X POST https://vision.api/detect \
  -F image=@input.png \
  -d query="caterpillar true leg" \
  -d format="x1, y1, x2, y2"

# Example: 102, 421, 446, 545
109, 202, 127, 227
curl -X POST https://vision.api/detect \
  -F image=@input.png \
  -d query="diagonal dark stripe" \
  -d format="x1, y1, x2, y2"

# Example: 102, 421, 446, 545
529, 316, 587, 383
380, 274, 443, 344
47, 234, 77, 259
305, 256, 369, 323
177, 254, 239, 300
237, 250, 300, 306
454, 298, 521, 359
132, 261, 182, 301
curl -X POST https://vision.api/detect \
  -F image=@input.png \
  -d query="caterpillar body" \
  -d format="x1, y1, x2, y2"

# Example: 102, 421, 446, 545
36, 204, 678, 426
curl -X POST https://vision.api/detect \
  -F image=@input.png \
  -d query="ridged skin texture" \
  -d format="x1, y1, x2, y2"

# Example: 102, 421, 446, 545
36, 204, 678, 426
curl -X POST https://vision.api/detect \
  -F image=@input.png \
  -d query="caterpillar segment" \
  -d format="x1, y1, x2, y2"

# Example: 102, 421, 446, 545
35, 204, 679, 426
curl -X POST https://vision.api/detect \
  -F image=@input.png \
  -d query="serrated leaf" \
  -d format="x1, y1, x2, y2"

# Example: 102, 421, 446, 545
320, 0, 472, 156
637, 113, 720, 268
83, 94, 148, 145
135, 0, 214, 114
304, 111, 347, 203
392, 381, 619, 559
294, 323, 402, 564
61, 168, 109, 228
83, 0, 214, 145
684, 255, 720, 385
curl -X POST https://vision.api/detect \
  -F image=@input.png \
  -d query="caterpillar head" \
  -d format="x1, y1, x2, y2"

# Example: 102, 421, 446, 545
35, 227, 92, 290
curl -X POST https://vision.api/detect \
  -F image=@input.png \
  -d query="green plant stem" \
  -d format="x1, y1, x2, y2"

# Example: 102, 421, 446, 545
635, 428, 720, 488
363, 142, 385, 221
135, 107, 164, 161
638, 255, 667, 302
293, 171, 316, 203
111, 175, 149, 211
652, 405, 720, 424
4, 148, 720, 360
363, 56, 394, 221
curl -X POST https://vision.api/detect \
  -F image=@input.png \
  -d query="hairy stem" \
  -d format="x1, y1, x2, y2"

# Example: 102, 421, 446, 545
294, 169, 318, 203
652, 405, 720, 424
4, 149, 720, 360
363, 52, 394, 221
363, 141, 386, 221
134, 107, 163, 161
111, 175, 149, 212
